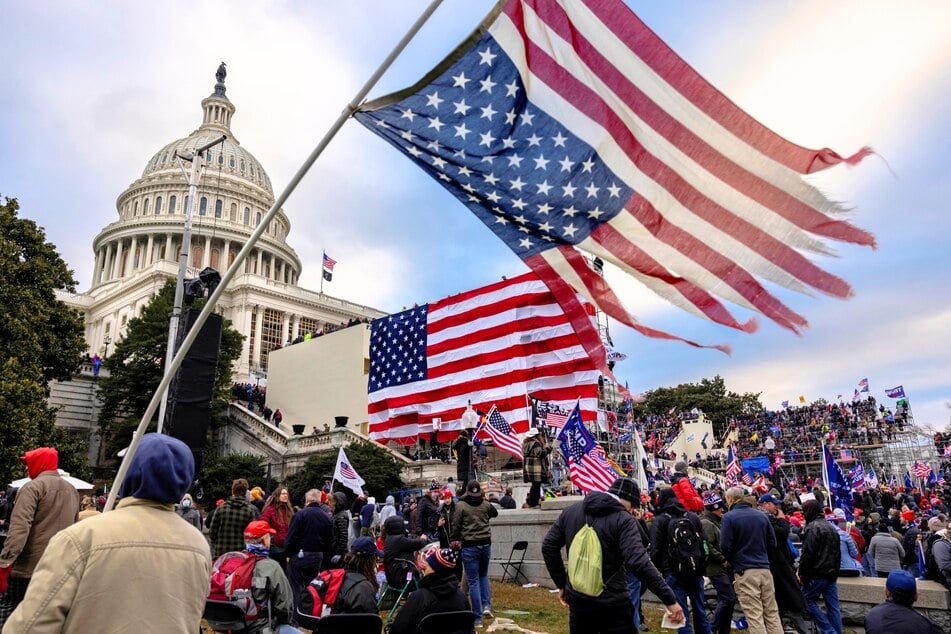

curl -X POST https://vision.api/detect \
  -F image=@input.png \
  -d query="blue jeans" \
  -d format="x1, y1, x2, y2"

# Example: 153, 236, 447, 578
801, 578, 841, 634
665, 574, 711, 634
462, 544, 492, 622
861, 553, 874, 577
627, 573, 642, 630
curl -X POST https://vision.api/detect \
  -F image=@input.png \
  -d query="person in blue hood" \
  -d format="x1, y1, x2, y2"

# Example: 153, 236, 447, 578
2, 434, 212, 633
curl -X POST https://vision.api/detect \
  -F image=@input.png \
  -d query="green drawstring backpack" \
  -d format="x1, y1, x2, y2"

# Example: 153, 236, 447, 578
567, 516, 603, 597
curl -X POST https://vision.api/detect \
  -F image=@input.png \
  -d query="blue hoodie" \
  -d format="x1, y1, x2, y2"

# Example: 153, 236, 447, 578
119, 434, 194, 503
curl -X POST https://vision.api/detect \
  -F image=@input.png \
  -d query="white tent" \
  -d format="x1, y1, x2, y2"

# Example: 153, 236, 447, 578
9, 469, 94, 491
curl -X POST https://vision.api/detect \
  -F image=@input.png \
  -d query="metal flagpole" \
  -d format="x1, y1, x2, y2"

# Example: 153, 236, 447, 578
319, 248, 324, 294
104, 0, 447, 511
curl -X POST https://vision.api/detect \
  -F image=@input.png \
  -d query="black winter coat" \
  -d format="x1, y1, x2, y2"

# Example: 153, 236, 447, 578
799, 517, 841, 581
414, 494, 440, 537
649, 495, 705, 578
335, 571, 379, 614
388, 572, 469, 634
765, 515, 805, 615
542, 492, 676, 608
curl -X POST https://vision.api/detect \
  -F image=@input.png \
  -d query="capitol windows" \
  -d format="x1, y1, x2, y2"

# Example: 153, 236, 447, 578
240, 159, 245, 172
133, 201, 139, 216
155, 196, 163, 214
230, 203, 237, 222
255, 212, 262, 227
143, 198, 150, 215
215, 199, 223, 218
243, 207, 250, 225
169, 195, 177, 214
210, 248, 220, 269
192, 246, 203, 268
229, 156, 235, 168
218, 153, 224, 165
199, 197, 207, 216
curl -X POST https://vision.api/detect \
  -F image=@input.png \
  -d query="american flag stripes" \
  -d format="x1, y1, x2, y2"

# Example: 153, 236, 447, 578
367, 272, 599, 443
333, 447, 366, 496
355, 0, 873, 374
479, 406, 524, 461
741, 472, 752, 487
725, 446, 741, 488
857, 378, 870, 393
912, 461, 932, 479
322, 252, 337, 271
558, 403, 616, 492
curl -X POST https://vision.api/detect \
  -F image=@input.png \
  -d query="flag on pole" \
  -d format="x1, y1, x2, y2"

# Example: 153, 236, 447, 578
780, 400, 789, 409
913, 461, 932, 479
322, 252, 337, 282
741, 472, 753, 486
558, 402, 616, 492
927, 469, 937, 488
857, 378, 870, 393
799, 395, 806, 404
884, 385, 905, 399
354, 0, 873, 376
478, 405, 524, 461
853, 389, 860, 401
333, 447, 366, 496
367, 272, 600, 443
850, 463, 866, 492
864, 466, 879, 489
822, 443, 853, 519
904, 471, 913, 491
725, 445, 741, 488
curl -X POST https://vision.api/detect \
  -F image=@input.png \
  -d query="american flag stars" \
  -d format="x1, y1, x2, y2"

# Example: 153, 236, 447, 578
361, 39, 630, 259
368, 306, 429, 391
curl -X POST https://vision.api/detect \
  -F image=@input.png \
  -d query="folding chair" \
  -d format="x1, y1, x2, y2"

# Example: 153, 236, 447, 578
376, 558, 421, 626
417, 610, 475, 634
203, 600, 249, 633
310, 613, 383, 634
499, 540, 529, 584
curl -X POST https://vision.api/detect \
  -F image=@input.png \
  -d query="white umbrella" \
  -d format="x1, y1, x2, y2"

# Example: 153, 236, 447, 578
9, 469, 94, 491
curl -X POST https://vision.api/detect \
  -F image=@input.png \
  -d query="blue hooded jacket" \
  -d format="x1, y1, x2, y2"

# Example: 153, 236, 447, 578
119, 434, 195, 503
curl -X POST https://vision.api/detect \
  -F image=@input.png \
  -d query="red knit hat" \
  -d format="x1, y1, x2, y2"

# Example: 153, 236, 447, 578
901, 510, 916, 522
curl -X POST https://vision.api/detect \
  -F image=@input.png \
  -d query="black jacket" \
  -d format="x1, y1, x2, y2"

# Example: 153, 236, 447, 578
332, 493, 350, 557
799, 517, 841, 581
388, 572, 469, 634
284, 503, 335, 563
334, 571, 379, 615
415, 494, 439, 537
383, 516, 424, 587
649, 493, 705, 578
864, 599, 944, 634
901, 525, 920, 566
542, 491, 676, 607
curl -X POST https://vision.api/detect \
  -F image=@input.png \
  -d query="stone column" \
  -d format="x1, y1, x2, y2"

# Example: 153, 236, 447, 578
281, 312, 290, 345
113, 240, 124, 279
102, 243, 113, 282
203, 235, 212, 268
291, 314, 300, 341
252, 306, 264, 369
256, 249, 263, 276
127, 237, 138, 273
145, 234, 154, 267
279, 260, 286, 283
223, 239, 231, 268
92, 248, 103, 287
164, 234, 173, 262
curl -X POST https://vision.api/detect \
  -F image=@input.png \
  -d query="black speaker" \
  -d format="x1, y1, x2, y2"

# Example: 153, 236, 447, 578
164, 309, 223, 473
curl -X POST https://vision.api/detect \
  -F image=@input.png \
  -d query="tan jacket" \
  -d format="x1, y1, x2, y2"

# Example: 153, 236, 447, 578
0, 470, 79, 577
2, 497, 211, 634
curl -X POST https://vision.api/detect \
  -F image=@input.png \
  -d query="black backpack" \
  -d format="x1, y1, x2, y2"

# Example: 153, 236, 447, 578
922, 533, 944, 583
666, 514, 706, 577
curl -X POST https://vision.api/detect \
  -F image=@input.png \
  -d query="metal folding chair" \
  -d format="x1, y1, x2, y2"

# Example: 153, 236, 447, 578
418, 610, 475, 634
499, 540, 529, 584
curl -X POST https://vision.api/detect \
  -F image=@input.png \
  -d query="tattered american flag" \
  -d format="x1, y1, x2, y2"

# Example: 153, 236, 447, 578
367, 272, 599, 443
355, 0, 873, 375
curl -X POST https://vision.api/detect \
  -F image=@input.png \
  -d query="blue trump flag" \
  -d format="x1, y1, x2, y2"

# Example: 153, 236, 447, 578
904, 471, 913, 491
822, 444, 853, 519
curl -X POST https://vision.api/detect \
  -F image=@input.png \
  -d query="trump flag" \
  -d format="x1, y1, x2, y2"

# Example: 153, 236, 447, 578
355, 0, 873, 375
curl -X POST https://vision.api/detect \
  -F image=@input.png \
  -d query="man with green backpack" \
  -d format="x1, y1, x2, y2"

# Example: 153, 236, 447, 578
542, 477, 685, 633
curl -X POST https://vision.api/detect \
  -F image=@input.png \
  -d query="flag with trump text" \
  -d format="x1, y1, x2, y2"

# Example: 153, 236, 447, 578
558, 403, 616, 492
354, 0, 873, 376
478, 405, 524, 461
367, 272, 599, 444
822, 444, 853, 519
884, 385, 905, 399
333, 447, 366, 497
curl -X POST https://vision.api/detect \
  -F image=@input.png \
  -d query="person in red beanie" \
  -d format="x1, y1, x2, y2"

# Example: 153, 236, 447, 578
899, 510, 921, 577
0, 448, 79, 627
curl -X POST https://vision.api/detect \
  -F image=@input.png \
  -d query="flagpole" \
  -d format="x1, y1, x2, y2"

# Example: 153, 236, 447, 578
320, 248, 324, 294
104, 0, 447, 512
820, 439, 832, 511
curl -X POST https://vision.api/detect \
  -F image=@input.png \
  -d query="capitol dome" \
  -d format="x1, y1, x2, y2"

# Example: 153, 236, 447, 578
90, 67, 301, 289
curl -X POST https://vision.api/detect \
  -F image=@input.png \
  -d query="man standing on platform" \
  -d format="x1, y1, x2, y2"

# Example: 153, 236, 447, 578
522, 428, 549, 509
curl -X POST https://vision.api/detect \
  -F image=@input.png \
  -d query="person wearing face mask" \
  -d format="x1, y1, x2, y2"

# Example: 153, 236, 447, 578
176, 493, 203, 531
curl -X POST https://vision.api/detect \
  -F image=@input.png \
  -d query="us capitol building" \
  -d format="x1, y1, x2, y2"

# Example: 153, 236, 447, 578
58, 67, 384, 381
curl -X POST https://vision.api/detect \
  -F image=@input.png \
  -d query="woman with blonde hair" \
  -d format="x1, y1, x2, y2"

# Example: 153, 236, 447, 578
260, 486, 295, 570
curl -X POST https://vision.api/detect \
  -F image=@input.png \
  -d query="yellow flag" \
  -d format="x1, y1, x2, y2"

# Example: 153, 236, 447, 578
799, 395, 806, 404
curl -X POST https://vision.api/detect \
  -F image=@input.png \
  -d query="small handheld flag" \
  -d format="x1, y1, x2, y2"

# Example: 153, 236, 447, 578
333, 447, 366, 496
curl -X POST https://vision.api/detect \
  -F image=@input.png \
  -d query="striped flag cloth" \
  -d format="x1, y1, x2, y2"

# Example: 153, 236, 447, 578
558, 402, 616, 492
725, 445, 741, 488
864, 466, 879, 489
322, 252, 337, 271
367, 272, 599, 443
857, 378, 870, 392
741, 472, 753, 486
333, 447, 366, 496
354, 0, 873, 376
851, 463, 866, 492
479, 406, 524, 461
913, 461, 932, 479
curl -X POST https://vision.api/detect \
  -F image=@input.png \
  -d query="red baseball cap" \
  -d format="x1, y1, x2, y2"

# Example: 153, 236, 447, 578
244, 520, 276, 540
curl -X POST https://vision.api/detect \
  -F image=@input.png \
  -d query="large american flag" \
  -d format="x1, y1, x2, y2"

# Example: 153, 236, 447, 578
913, 461, 932, 479
355, 0, 873, 375
558, 403, 616, 492
479, 406, 524, 461
367, 272, 599, 443
724, 445, 741, 488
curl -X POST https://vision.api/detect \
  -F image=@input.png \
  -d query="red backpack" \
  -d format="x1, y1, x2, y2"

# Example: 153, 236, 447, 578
299, 568, 347, 620
208, 551, 266, 621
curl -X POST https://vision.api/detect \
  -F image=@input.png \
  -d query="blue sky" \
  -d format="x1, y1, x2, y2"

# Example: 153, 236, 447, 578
1, 1, 948, 429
